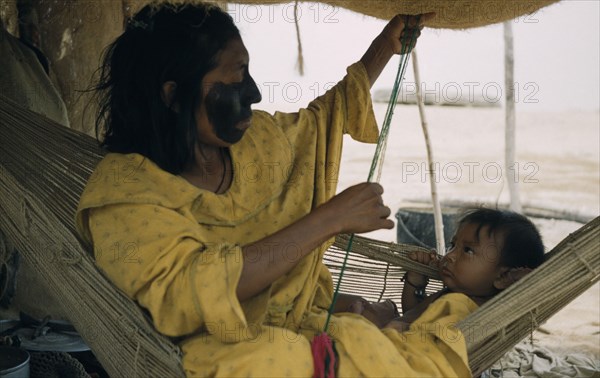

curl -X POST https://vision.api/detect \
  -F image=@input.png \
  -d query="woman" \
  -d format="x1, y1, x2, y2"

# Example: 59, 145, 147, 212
77, 3, 476, 376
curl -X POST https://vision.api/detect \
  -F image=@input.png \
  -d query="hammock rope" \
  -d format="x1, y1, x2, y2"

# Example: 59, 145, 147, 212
324, 15, 420, 331
312, 17, 421, 377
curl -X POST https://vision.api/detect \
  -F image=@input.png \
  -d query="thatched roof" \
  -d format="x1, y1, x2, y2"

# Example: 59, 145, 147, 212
0, 0, 559, 134
230, 1, 559, 29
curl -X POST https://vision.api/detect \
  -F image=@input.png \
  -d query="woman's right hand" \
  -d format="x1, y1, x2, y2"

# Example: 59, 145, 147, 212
319, 182, 394, 234
237, 182, 392, 301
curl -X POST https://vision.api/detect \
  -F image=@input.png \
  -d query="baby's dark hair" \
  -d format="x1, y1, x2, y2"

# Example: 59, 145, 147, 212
457, 208, 545, 269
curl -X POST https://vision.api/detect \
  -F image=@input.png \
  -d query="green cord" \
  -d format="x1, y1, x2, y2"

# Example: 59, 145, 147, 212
323, 16, 421, 332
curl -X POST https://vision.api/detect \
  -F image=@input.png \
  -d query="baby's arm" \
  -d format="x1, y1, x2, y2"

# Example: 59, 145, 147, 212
387, 290, 445, 332
401, 250, 439, 313
384, 251, 447, 332
392, 249, 446, 332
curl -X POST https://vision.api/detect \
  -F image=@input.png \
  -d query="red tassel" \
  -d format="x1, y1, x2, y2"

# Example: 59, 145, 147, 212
311, 332, 336, 378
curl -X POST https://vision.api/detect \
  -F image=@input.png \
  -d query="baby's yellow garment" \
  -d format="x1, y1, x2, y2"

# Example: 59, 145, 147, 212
76, 62, 476, 377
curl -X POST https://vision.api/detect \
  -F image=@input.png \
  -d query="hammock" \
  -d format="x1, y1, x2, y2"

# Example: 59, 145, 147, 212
0, 94, 598, 377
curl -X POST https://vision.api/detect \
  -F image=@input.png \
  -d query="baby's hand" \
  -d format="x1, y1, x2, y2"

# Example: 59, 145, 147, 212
405, 250, 440, 287
408, 250, 440, 267
347, 298, 399, 329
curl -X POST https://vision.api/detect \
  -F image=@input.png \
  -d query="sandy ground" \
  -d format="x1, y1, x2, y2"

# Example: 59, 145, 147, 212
330, 103, 600, 366
334, 104, 600, 224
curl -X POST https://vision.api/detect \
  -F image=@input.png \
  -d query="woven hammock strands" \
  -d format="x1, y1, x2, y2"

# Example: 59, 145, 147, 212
0, 95, 185, 377
0, 94, 598, 377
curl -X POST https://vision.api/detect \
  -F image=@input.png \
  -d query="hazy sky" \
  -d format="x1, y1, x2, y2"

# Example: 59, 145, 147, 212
231, 0, 599, 112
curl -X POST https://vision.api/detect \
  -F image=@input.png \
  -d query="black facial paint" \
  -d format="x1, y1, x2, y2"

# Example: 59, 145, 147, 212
204, 71, 261, 144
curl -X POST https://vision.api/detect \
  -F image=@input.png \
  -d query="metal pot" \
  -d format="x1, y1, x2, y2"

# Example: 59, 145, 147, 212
0, 345, 30, 378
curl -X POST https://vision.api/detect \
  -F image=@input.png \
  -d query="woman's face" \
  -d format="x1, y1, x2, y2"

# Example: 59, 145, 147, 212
195, 36, 262, 147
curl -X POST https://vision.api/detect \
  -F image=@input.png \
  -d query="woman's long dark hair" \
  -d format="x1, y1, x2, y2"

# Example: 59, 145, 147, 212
93, 3, 240, 174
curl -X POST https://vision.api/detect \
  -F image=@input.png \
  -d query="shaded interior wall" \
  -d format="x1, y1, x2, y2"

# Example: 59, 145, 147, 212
31, 0, 125, 134
6, 0, 228, 134
0, 0, 19, 35
0, 0, 124, 321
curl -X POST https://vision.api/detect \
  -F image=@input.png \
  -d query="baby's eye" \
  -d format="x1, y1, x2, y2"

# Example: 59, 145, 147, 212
463, 247, 474, 255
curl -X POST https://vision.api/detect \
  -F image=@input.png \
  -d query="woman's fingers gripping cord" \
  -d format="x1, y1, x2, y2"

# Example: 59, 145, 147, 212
327, 182, 394, 234
369, 182, 385, 195
384, 13, 435, 54
369, 183, 394, 230
378, 206, 394, 230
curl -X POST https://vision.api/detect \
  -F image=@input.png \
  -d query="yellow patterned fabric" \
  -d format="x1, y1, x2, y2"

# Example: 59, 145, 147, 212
76, 62, 476, 377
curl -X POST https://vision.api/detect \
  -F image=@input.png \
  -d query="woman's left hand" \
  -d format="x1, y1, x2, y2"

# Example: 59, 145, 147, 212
360, 12, 435, 87
379, 13, 434, 54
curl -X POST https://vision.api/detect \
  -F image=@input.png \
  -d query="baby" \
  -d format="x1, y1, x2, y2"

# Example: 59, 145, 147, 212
338, 208, 545, 331
397, 208, 545, 327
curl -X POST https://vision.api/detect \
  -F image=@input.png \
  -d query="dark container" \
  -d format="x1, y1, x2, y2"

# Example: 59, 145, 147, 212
395, 207, 460, 250
0, 346, 30, 378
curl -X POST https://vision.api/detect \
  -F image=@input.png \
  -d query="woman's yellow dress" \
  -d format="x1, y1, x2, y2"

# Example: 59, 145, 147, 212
76, 62, 477, 377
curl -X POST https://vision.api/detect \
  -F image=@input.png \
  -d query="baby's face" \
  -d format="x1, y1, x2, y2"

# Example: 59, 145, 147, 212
439, 222, 506, 297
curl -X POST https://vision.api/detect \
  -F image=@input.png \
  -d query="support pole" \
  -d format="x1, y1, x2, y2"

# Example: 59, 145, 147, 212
412, 49, 445, 255
504, 21, 522, 212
